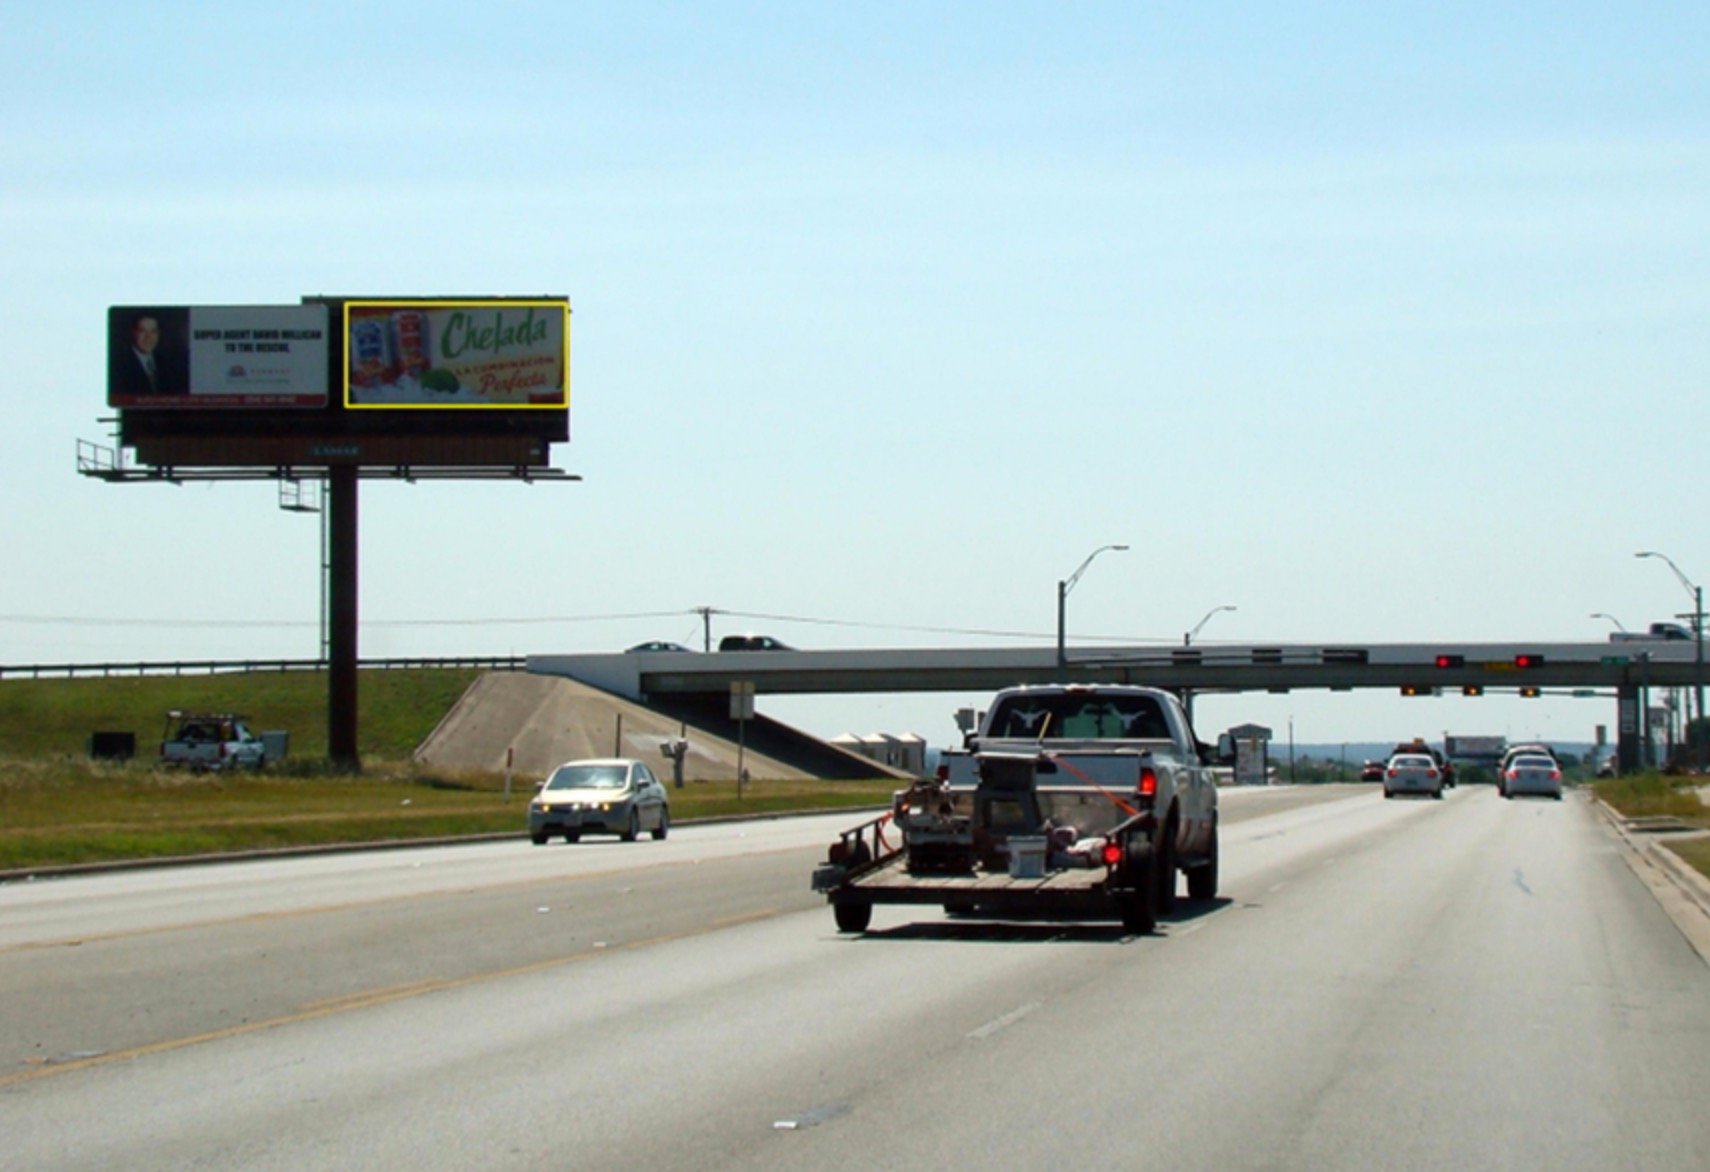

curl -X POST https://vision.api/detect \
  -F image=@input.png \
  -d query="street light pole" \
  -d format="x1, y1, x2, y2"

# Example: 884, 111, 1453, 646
1181, 604, 1236, 725
1636, 551, 1706, 765
1185, 604, 1238, 646
1056, 543, 1128, 678
1590, 611, 1628, 633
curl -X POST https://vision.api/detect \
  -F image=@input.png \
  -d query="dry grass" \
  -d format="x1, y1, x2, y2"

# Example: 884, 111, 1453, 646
1595, 772, 1710, 883
1667, 836, 1710, 880
0, 755, 896, 872
1592, 773, 1710, 826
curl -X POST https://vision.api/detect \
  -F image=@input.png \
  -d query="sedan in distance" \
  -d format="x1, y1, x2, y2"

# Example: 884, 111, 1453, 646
529, 758, 670, 844
1384, 753, 1444, 799
1501, 754, 1563, 800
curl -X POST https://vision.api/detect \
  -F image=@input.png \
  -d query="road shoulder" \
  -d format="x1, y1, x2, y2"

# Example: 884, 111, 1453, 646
1591, 795, 1710, 966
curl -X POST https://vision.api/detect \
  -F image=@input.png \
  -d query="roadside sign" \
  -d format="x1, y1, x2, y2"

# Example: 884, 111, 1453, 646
729, 680, 755, 721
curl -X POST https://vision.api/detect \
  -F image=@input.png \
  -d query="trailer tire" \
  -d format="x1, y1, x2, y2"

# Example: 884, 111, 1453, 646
834, 900, 873, 934
1187, 828, 1219, 901
1120, 843, 1158, 935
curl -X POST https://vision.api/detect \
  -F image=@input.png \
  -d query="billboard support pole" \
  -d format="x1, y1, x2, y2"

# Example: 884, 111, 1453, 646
327, 465, 360, 770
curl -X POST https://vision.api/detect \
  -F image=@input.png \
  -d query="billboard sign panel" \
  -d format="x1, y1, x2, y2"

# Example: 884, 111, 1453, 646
1445, 735, 1505, 757
108, 305, 330, 407
343, 299, 570, 409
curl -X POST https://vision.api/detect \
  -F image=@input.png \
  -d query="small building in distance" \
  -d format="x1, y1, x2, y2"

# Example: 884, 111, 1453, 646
831, 732, 927, 777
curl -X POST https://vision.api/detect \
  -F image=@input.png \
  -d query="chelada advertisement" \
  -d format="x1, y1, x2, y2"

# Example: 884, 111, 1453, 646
343, 299, 570, 409
108, 305, 330, 408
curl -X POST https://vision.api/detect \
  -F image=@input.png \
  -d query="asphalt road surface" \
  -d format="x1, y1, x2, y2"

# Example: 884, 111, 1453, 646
4, 785, 1708, 1171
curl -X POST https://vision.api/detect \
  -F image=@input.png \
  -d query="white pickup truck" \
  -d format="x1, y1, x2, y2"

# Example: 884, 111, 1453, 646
813, 683, 1222, 934
159, 711, 268, 771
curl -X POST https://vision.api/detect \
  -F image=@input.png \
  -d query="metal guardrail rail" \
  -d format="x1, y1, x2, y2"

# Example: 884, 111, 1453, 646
0, 656, 526, 681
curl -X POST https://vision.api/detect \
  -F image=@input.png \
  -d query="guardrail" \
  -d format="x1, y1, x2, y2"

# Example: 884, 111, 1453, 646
0, 656, 526, 681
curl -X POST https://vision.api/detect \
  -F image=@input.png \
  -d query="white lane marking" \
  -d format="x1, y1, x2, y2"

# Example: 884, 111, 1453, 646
968, 1001, 1043, 1039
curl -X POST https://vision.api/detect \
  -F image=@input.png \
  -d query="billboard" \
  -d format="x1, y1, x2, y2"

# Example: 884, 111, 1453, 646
343, 299, 570, 409
108, 305, 330, 407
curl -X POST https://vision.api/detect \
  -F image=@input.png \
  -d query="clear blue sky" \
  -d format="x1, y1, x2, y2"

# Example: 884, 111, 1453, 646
4, 2, 1706, 750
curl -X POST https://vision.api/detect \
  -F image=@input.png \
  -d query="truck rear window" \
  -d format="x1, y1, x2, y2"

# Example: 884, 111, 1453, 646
986, 694, 1169, 740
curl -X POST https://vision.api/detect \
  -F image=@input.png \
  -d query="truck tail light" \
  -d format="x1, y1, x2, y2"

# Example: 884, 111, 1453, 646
1427, 768, 1438, 779
1138, 766, 1158, 798
1101, 841, 1123, 868
1387, 767, 1398, 779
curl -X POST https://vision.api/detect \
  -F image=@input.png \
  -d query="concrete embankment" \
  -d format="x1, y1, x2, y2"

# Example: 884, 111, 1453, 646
413, 671, 907, 782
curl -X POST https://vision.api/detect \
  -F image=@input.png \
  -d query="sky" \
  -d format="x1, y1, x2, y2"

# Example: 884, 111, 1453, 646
3, 2, 1707, 753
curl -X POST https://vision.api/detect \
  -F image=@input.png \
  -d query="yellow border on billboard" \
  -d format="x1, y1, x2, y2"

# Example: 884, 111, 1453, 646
343, 299, 571, 410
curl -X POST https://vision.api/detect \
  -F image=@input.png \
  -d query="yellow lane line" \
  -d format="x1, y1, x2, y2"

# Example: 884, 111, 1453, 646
0, 907, 784, 1090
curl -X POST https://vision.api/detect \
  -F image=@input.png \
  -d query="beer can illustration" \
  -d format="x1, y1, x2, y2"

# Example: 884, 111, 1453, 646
349, 316, 394, 389
392, 309, 430, 380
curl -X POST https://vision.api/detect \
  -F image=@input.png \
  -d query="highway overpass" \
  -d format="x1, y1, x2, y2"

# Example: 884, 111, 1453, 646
531, 639, 1705, 770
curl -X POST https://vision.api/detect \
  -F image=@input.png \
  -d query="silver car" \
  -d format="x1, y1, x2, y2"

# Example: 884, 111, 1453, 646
1501, 753, 1563, 800
1383, 753, 1444, 799
529, 758, 671, 844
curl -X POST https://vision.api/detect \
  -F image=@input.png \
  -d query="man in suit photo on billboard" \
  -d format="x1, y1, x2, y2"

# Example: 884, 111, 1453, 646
110, 307, 189, 400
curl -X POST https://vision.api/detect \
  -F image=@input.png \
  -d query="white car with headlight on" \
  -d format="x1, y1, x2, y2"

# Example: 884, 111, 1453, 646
529, 758, 670, 844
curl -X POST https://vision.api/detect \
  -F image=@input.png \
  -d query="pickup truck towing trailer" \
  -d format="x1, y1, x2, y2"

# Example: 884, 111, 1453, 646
813, 684, 1222, 934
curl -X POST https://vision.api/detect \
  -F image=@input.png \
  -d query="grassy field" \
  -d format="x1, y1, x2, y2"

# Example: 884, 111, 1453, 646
0, 668, 897, 873
0, 666, 483, 760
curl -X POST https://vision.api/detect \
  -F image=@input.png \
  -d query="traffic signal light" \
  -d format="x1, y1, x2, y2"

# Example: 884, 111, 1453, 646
1435, 654, 1465, 668
1514, 653, 1546, 668
1520, 686, 1542, 698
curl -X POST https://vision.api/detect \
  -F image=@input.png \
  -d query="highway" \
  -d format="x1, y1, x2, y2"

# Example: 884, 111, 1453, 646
4, 785, 1709, 1170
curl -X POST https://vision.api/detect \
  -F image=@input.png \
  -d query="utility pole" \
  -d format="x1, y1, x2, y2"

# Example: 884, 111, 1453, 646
695, 606, 717, 652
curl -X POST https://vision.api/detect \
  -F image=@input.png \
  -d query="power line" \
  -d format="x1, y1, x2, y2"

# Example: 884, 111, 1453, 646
0, 606, 1165, 644
0, 609, 693, 630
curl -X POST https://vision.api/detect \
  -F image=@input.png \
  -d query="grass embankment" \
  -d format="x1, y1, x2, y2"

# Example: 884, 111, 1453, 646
1592, 772, 1710, 881
0, 669, 896, 873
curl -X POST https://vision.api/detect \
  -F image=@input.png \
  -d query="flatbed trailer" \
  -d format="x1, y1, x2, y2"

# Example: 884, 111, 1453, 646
812, 803, 1162, 934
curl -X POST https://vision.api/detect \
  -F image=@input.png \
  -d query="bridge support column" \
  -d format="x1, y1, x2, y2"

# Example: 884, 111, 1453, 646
1617, 682, 1643, 773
